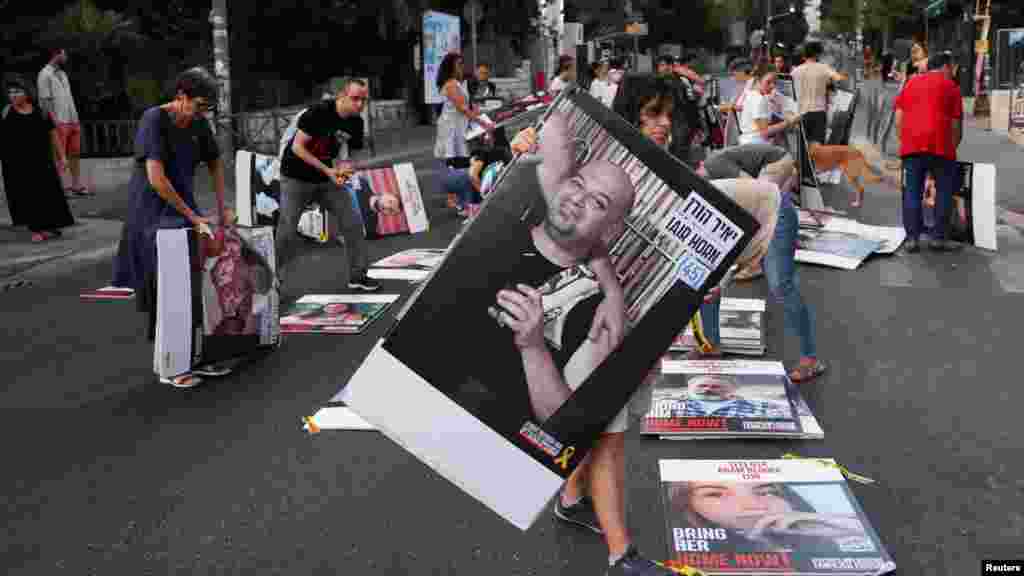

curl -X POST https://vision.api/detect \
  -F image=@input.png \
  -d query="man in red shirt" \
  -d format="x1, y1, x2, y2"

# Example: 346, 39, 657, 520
893, 51, 963, 252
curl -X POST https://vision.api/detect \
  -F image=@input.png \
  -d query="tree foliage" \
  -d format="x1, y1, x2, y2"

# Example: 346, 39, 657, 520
820, 0, 917, 38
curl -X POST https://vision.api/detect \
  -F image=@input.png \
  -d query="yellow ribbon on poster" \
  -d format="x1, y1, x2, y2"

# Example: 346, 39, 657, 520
303, 416, 320, 434
781, 453, 875, 485
554, 446, 575, 470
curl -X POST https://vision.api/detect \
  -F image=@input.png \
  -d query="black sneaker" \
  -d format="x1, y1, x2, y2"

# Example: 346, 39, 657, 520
606, 546, 676, 576
905, 238, 920, 253
193, 363, 232, 378
348, 274, 381, 292
553, 494, 603, 534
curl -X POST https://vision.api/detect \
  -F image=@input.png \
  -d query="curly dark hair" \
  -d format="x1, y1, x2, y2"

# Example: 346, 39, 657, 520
611, 73, 676, 128
435, 52, 463, 91
175, 67, 218, 101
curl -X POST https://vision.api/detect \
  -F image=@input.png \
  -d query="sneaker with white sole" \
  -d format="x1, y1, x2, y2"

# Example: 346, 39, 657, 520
348, 274, 381, 292
553, 493, 603, 534
193, 363, 232, 377
606, 546, 677, 576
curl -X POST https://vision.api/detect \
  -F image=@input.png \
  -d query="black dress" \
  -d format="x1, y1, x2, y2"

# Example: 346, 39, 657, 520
0, 106, 74, 231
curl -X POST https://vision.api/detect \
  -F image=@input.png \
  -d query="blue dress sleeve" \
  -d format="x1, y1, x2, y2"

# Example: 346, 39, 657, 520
134, 108, 167, 164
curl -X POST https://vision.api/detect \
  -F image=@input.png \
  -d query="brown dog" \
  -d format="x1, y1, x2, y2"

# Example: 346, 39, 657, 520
808, 142, 884, 207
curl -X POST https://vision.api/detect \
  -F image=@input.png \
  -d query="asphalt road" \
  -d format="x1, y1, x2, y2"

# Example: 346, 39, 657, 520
3, 149, 1023, 575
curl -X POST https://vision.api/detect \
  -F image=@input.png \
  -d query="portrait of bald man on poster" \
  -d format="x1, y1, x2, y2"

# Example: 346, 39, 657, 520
373, 92, 759, 480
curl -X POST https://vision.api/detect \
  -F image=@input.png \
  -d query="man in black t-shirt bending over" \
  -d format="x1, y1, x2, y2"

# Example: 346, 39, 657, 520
276, 78, 400, 294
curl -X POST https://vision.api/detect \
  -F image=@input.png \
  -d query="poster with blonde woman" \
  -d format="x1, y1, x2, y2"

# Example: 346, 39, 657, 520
154, 226, 280, 383
659, 459, 895, 575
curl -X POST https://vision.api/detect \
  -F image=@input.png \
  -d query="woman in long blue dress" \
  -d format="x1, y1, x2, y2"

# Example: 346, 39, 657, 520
112, 67, 230, 388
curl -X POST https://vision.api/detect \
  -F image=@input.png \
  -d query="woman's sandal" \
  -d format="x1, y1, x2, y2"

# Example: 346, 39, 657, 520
31, 232, 47, 243
73, 187, 94, 197
161, 373, 203, 388
789, 360, 827, 383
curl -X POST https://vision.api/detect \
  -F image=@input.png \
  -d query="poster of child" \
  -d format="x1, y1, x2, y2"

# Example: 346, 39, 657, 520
201, 229, 275, 337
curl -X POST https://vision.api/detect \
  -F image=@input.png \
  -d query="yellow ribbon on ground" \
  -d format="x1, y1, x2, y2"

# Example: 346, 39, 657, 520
781, 453, 875, 485
303, 416, 320, 434
689, 310, 715, 354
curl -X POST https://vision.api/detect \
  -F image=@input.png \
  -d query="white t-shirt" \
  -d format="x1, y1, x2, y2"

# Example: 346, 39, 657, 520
589, 79, 616, 108
37, 64, 79, 124
738, 90, 771, 145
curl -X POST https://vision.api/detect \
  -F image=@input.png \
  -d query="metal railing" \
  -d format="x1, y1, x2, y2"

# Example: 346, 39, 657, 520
80, 99, 416, 160
80, 119, 138, 158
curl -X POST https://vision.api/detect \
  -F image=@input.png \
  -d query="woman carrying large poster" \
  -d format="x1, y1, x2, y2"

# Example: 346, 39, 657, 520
340, 89, 760, 530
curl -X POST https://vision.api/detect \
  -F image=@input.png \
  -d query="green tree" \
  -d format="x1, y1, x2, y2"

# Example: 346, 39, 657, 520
38, 0, 147, 116
820, 0, 860, 36
821, 0, 916, 49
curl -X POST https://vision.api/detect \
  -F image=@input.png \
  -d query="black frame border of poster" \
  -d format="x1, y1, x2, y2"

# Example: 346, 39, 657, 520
380, 87, 761, 477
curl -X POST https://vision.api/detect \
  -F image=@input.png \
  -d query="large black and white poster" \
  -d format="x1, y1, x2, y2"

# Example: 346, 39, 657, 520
338, 90, 760, 530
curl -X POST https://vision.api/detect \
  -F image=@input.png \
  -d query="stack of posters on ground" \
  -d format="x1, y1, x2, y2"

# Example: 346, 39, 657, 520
280, 294, 399, 334
80, 286, 135, 301
337, 88, 760, 530
659, 459, 895, 575
234, 150, 428, 240
799, 209, 906, 259
796, 228, 880, 270
367, 248, 447, 282
796, 210, 900, 270
154, 227, 280, 380
669, 298, 766, 356
643, 360, 823, 440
